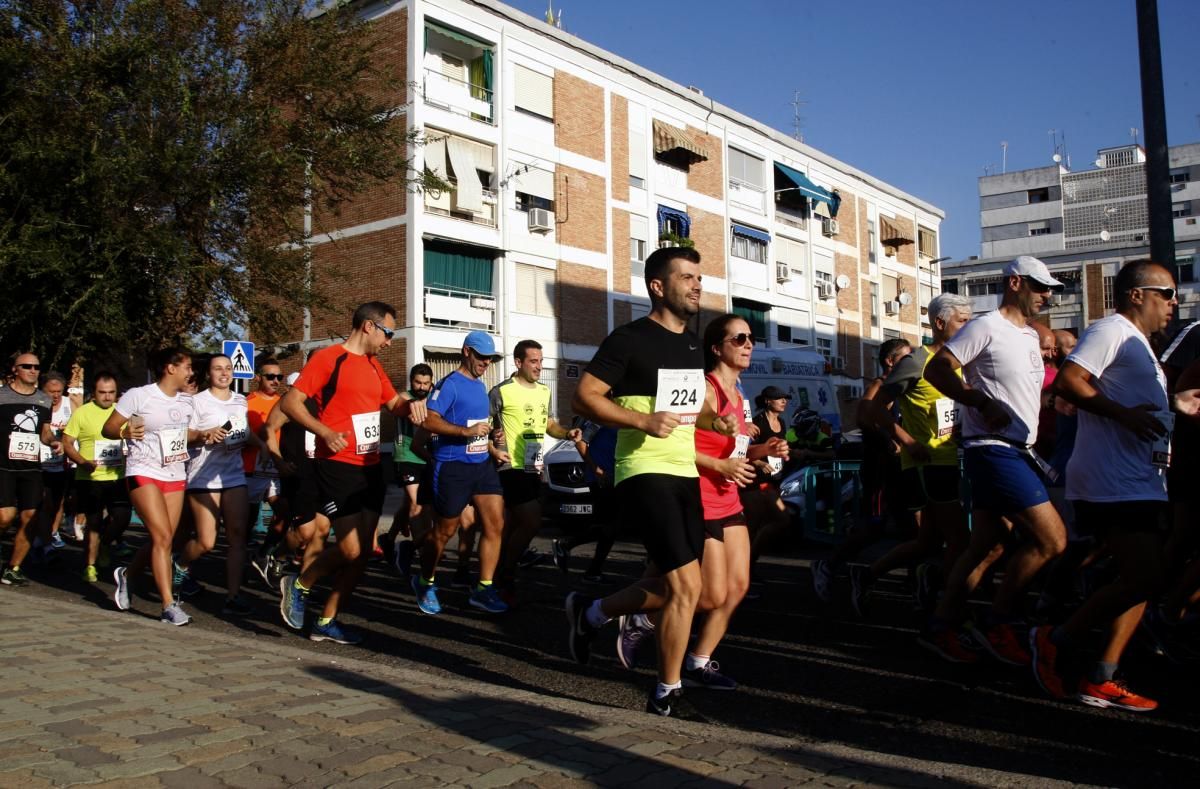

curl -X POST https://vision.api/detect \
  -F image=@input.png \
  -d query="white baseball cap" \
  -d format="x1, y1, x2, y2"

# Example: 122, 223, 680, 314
286, 372, 300, 386
1004, 255, 1064, 290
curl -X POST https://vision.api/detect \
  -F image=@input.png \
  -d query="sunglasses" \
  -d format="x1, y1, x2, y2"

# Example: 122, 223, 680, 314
724, 333, 755, 347
260, 373, 284, 381
372, 321, 395, 340
1021, 277, 1052, 294
16, 363, 40, 370
1134, 285, 1176, 301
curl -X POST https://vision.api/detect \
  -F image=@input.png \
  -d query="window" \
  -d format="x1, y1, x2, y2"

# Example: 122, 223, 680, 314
815, 270, 834, 286
1029, 222, 1052, 236
813, 250, 834, 290
815, 337, 833, 359
883, 274, 900, 302
1028, 187, 1050, 204
630, 214, 649, 277
1170, 169, 1190, 184
512, 166, 555, 213
730, 224, 769, 263
917, 226, 937, 259
870, 282, 880, 328
777, 325, 810, 345
775, 237, 807, 288
919, 283, 936, 320
514, 64, 553, 119
867, 218, 877, 265
515, 193, 554, 212
942, 278, 958, 294
657, 205, 691, 243
966, 280, 1003, 296
727, 148, 765, 190
731, 299, 769, 344
515, 264, 555, 317
882, 329, 902, 341
629, 103, 647, 189
1174, 203, 1193, 219
774, 307, 810, 346
1103, 276, 1115, 310
1178, 256, 1196, 284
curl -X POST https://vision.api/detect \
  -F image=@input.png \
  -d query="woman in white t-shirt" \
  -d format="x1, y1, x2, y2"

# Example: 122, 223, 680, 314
175, 355, 262, 616
102, 348, 224, 626
39, 371, 74, 549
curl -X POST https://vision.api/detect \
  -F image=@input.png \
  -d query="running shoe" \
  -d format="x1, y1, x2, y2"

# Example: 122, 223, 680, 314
113, 566, 130, 610
517, 547, 544, 569
1029, 625, 1066, 699
849, 565, 871, 617
682, 660, 738, 691
967, 621, 1031, 666
177, 572, 202, 599
279, 574, 307, 630
310, 619, 364, 645
811, 558, 834, 604
372, 544, 384, 559
616, 615, 652, 670
394, 539, 415, 580
450, 566, 472, 590
918, 626, 982, 663
1, 567, 28, 587
70, 521, 85, 542
82, 565, 98, 584
469, 584, 510, 614
565, 592, 597, 665
250, 552, 273, 587
411, 576, 441, 616
50, 533, 67, 549
160, 602, 191, 626
1077, 678, 1158, 712
551, 539, 570, 573
646, 687, 682, 717
221, 594, 253, 616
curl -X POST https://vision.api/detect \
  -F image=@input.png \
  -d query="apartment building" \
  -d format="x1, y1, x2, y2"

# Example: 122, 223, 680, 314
284, 0, 944, 422
947, 142, 1200, 333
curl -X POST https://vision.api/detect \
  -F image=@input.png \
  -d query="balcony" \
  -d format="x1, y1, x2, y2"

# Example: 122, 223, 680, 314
422, 68, 494, 124
424, 181, 497, 227
424, 286, 496, 332
728, 178, 766, 213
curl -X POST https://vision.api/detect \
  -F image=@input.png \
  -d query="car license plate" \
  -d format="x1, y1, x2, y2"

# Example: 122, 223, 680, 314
560, 503, 592, 515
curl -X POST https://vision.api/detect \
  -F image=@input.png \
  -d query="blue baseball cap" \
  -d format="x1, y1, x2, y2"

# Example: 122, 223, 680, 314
463, 331, 501, 358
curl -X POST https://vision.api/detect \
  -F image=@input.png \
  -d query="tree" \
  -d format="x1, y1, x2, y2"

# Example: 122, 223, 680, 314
0, 0, 423, 370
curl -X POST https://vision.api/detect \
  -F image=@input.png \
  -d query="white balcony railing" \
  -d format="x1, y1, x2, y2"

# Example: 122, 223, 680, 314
728, 178, 766, 212
422, 68, 493, 124
425, 182, 497, 227
424, 286, 496, 332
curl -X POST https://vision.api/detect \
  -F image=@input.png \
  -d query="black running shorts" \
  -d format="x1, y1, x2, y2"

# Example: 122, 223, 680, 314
0, 469, 43, 512
315, 459, 384, 521
75, 479, 131, 519
499, 469, 541, 507
617, 473, 704, 573
902, 464, 962, 511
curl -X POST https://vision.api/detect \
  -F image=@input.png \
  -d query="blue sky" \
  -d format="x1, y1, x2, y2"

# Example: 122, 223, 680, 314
508, 0, 1199, 261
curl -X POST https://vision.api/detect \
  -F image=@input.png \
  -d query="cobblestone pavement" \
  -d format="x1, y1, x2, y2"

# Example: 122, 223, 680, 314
0, 593, 1084, 788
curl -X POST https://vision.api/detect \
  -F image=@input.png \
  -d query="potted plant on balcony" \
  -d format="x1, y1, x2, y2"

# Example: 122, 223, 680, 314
658, 231, 695, 249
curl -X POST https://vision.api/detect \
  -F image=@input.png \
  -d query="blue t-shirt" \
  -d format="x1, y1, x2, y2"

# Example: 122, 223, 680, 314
429, 371, 491, 464
583, 422, 617, 484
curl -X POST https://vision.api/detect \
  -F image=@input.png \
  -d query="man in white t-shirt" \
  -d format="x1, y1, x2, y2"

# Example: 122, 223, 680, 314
1029, 260, 1175, 712
922, 255, 1068, 666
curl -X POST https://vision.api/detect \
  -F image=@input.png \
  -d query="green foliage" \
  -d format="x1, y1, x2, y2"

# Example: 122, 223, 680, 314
658, 232, 696, 249
0, 0, 418, 368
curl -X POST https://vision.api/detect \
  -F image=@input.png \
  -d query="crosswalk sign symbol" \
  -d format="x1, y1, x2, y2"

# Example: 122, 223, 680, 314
223, 340, 256, 380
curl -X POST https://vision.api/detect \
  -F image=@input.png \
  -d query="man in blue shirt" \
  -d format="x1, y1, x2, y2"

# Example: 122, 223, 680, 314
412, 331, 508, 615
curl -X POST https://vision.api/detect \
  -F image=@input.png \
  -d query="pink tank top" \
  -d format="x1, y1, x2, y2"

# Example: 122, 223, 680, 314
696, 373, 748, 520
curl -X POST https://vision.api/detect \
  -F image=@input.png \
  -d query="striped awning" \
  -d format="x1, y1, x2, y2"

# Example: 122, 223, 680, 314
652, 119, 710, 163
879, 216, 914, 246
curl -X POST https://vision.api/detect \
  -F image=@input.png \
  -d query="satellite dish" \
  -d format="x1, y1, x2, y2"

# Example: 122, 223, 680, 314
835, 274, 851, 290
1099, 230, 1112, 242
1052, 153, 1062, 163
898, 292, 913, 306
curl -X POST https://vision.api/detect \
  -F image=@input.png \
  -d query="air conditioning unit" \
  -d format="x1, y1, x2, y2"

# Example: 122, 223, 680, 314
829, 355, 845, 372
816, 281, 835, 300
884, 300, 900, 316
527, 207, 553, 233
776, 263, 792, 283
821, 217, 840, 237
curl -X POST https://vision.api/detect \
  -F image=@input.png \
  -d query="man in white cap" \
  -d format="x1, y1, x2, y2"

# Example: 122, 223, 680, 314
921, 256, 1068, 665
411, 330, 510, 615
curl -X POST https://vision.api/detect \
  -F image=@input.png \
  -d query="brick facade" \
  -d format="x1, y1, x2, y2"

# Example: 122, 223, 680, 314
554, 72, 605, 162
831, 189, 856, 248
363, 9, 407, 111
685, 126, 724, 200
313, 175, 407, 236
555, 166, 607, 253
688, 207, 726, 280
557, 261, 608, 347
307, 224, 408, 340
612, 207, 630, 294
838, 320, 863, 379
613, 300, 632, 328
835, 253, 858, 313
610, 94, 629, 202
858, 197, 871, 274
1086, 262, 1105, 319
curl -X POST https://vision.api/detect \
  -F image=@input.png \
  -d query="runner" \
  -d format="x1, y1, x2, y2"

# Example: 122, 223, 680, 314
853, 294, 972, 617
551, 418, 619, 584
563, 246, 736, 716
1030, 260, 1176, 711
278, 302, 427, 644
0, 353, 62, 586
490, 340, 581, 604
741, 387, 793, 599
922, 256, 1068, 664
104, 348, 222, 625
383, 363, 434, 569
62, 372, 131, 582
410, 330, 509, 616
175, 354, 260, 615
38, 370, 73, 556
244, 358, 285, 559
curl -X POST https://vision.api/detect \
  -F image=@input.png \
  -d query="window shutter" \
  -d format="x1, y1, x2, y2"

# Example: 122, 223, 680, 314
514, 65, 553, 118
628, 103, 647, 181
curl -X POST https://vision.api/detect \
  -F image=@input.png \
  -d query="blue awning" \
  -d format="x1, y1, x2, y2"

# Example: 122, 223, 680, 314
656, 205, 691, 238
774, 162, 840, 216
731, 223, 770, 244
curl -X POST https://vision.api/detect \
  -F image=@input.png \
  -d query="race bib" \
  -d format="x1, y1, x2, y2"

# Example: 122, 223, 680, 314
255, 449, 279, 478
8, 432, 40, 462
223, 413, 248, 450
465, 419, 489, 455
523, 436, 544, 473
351, 412, 381, 455
732, 434, 750, 459
767, 455, 784, 475
655, 369, 704, 425
160, 427, 188, 465
304, 431, 316, 459
1151, 411, 1174, 469
934, 398, 961, 439
94, 439, 124, 468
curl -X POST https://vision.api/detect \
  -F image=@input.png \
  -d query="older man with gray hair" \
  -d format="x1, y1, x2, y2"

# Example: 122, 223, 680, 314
853, 292, 974, 617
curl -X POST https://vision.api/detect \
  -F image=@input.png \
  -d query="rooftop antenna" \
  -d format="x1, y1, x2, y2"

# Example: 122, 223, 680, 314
1001, 141, 1008, 174
1130, 126, 1140, 145
983, 164, 995, 176
791, 90, 806, 143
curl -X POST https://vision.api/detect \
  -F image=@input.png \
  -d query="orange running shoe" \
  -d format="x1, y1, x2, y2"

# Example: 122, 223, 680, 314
1078, 678, 1158, 712
1029, 625, 1066, 699
967, 621, 1031, 666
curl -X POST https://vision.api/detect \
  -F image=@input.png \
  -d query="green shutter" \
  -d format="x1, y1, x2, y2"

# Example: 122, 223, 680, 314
424, 244, 494, 295
732, 301, 768, 342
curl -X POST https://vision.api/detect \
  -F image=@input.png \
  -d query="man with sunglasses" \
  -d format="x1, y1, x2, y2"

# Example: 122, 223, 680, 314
923, 256, 1068, 665
1, 354, 62, 585
1028, 260, 1176, 711
410, 331, 510, 615
244, 358, 286, 538
278, 301, 427, 643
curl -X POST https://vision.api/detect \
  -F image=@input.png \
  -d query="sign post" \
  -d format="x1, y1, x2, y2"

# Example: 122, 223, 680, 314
223, 340, 256, 382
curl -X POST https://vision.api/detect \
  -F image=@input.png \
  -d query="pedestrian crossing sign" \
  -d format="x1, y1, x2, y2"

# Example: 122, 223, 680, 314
223, 340, 256, 380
